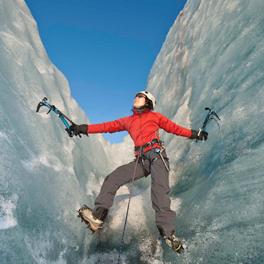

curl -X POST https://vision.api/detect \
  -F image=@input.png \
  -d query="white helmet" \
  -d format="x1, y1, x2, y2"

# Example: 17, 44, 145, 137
135, 91, 156, 109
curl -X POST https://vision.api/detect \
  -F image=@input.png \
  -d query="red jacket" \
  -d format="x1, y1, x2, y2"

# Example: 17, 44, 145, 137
87, 109, 192, 152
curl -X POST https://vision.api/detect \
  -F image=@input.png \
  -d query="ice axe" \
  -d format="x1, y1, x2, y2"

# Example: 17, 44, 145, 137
36, 97, 80, 137
197, 107, 221, 141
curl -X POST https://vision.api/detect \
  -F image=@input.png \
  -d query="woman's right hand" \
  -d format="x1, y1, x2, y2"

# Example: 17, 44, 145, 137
68, 124, 88, 137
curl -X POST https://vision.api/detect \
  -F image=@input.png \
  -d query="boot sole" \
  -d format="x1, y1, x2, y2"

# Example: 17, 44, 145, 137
164, 238, 186, 254
77, 205, 103, 233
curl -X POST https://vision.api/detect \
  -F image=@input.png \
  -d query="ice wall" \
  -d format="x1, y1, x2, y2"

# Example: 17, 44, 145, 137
146, 0, 264, 263
0, 0, 118, 263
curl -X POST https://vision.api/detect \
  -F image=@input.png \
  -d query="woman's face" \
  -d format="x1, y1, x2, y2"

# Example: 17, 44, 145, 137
133, 94, 146, 108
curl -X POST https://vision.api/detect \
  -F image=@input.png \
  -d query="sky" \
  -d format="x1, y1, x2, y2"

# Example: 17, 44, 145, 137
25, 0, 187, 143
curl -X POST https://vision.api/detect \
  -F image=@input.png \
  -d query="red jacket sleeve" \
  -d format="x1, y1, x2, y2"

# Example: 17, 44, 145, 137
87, 117, 128, 134
158, 113, 192, 138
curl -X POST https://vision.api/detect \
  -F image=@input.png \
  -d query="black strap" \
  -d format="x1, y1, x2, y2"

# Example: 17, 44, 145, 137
134, 138, 162, 152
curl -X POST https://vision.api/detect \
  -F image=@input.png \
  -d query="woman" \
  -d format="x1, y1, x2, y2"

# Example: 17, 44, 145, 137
70, 91, 208, 253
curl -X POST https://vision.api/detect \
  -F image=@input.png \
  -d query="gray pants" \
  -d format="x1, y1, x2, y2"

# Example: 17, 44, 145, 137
93, 149, 176, 237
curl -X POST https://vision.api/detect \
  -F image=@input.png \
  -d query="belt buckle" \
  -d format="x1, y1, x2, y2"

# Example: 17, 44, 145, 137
154, 148, 160, 153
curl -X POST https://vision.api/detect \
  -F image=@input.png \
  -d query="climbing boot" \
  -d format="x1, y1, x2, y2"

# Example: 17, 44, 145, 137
77, 205, 103, 233
164, 233, 185, 254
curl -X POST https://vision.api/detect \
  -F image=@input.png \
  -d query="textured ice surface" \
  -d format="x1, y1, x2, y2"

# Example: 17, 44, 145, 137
0, 0, 116, 263
146, 0, 264, 263
1, 0, 264, 263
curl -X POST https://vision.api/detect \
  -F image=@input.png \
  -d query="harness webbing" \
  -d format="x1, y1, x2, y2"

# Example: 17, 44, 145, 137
134, 138, 162, 152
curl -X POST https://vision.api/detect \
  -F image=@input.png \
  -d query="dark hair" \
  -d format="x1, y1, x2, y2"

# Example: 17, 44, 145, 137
145, 97, 153, 110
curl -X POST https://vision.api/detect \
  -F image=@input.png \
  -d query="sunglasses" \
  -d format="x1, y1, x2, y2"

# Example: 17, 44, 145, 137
135, 94, 146, 99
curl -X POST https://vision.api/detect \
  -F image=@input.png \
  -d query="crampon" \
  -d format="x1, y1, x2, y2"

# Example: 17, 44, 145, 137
77, 204, 103, 233
164, 234, 186, 254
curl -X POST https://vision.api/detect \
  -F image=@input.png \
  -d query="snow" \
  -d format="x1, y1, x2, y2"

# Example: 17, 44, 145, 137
1, 0, 264, 263
0, 195, 17, 230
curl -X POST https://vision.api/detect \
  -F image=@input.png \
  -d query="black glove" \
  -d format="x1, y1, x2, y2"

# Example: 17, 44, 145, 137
190, 129, 208, 141
68, 124, 88, 137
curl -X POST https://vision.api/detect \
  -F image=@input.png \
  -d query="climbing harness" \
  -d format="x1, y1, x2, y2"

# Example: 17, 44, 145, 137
155, 146, 170, 172
134, 138, 162, 154
135, 139, 170, 172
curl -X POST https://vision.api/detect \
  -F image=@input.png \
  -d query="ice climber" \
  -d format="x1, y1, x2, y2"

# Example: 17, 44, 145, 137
69, 91, 208, 253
